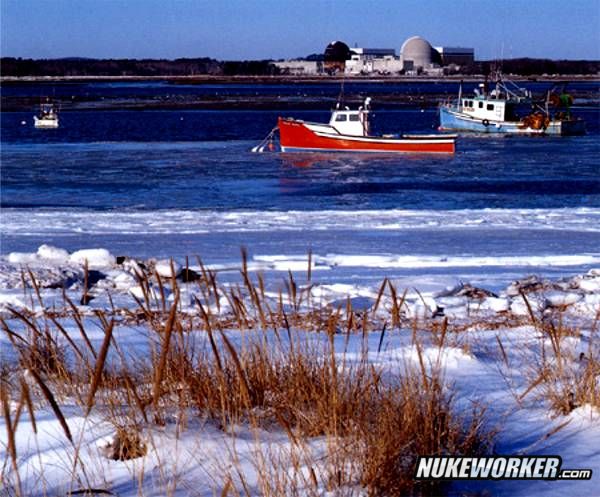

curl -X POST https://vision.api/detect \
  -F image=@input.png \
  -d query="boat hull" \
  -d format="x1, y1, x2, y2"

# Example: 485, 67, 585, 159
439, 106, 585, 136
278, 117, 455, 154
34, 116, 59, 128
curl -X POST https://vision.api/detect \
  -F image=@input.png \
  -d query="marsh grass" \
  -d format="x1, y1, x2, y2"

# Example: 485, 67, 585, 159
0, 257, 497, 496
517, 293, 600, 416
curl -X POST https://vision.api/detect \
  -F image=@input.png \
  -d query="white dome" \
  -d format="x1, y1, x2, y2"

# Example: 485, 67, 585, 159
400, 36, 439, 69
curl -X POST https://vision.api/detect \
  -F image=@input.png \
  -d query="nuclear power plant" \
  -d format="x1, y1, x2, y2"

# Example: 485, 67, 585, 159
275, 36, 475, 76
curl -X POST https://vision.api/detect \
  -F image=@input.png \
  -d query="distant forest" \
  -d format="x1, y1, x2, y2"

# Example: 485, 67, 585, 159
0, 57, 281, 77
472, 58, 599, 76
1, 56, 598, 77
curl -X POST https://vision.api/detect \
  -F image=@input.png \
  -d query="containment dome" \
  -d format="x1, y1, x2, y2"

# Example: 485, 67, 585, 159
324, 41, 351, 62
324, 41, 352, 73
400, 36, 441, 70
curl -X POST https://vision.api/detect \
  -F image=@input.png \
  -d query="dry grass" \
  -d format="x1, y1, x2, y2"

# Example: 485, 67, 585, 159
518, 293, 600, 415
0, 258, 496, 496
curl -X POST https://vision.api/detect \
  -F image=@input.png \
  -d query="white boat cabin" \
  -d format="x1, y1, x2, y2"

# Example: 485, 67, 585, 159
329, 97, 372, 136
457, 82, 526, 123
459, 96, 509, 122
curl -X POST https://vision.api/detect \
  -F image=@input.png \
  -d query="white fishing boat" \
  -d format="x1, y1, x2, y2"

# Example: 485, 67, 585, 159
439, 74, 585, 136
34, 101, 59, 128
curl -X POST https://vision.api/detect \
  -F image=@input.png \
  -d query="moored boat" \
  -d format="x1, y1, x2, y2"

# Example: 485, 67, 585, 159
33, 101, 59, 128
273, 98, 455, 154
439, 75, 585, 136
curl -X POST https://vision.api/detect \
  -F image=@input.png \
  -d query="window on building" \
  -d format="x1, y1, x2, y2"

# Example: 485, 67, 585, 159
479, 102, 483, 108
335, 114, 347, 122
487, 104, 494, 111
349, 114, 360, 121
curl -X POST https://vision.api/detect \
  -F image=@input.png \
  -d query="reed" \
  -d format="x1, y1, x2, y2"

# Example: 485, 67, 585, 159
0, 255, 498, 496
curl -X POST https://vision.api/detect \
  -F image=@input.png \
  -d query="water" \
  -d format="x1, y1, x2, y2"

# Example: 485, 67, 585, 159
1, 81, 600, 289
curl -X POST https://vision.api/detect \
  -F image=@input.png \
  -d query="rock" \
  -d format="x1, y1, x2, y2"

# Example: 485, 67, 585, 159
178, 268, 202, 283
42, 269, 80, 289
437, 283, 497, 299
80, 294, 95, 305
69, 248, 116, 269
116, 256, 127, 265
455, 283, 497, 299
85, 270, 107, 287
506, 275, 548, 297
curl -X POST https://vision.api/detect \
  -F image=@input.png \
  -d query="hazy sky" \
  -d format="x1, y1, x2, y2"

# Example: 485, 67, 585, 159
2, 0, 599, 60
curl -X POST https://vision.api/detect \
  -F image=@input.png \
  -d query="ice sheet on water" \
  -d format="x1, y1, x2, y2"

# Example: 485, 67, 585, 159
2, 207, 600, 235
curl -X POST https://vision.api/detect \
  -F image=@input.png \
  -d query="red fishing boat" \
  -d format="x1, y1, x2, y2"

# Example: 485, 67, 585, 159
274, 97, 455, 154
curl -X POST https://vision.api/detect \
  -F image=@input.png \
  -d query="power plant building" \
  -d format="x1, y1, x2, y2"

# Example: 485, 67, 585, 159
399, 36, 441, 72
275, 37, 475, 75
434, 46, 475, 66
345, 47, 402, 74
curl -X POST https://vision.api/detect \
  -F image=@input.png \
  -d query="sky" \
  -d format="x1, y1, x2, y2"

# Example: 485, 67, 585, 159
1, 0, 599, 61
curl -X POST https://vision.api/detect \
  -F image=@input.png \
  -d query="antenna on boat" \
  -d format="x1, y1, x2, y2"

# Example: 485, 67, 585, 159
336, 73, 346, 109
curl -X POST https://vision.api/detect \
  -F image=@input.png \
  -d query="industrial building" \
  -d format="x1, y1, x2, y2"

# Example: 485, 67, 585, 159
345, 47, 401, 74
274, 37, 475, 76
434, 46, 475, 67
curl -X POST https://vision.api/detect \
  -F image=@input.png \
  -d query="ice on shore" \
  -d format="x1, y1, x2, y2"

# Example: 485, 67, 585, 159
69, 248, 116, 269
1, 244, 600, 323
154, 259, 182, 278
37, 244, 70, 264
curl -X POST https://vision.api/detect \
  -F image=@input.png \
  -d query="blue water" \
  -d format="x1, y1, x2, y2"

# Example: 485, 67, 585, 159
1, 81, 600, 288
1, 93, 599, 212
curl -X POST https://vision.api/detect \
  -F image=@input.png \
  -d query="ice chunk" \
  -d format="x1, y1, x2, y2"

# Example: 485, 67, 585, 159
154, 259, 181, 278
7, 252, 38, 264
36, 244, 69, 264
545, 291, 583, 307
69, 248, 116, 269
578, 277, 600, 293
480, 297, 510, 313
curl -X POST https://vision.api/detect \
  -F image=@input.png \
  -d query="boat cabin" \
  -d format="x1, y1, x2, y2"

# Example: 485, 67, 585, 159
328, 97, 372, 136
39, 103, 57, 118
460, 97, 508, 123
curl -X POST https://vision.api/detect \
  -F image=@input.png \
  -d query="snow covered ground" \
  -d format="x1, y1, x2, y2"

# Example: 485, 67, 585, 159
1, 242, 599, 496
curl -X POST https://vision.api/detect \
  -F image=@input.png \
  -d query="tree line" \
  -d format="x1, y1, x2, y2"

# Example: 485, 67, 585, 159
1, 56, 598, 77
0, 57, 281, 77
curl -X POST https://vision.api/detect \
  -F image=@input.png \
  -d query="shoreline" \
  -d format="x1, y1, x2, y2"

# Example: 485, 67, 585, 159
2, 74, 600, 85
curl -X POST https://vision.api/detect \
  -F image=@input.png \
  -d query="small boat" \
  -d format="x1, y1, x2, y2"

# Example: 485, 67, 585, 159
439, 74, 585, 136
273, 97, 455, 154
34, 101, 59, 128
